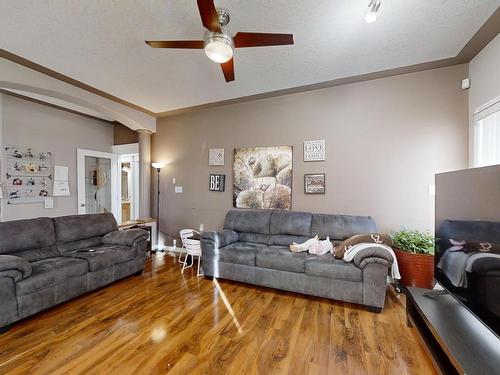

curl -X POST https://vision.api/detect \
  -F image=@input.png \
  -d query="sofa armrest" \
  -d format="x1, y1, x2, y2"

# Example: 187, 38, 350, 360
103, 229, 149, 247
352, 247, 393, 270
201, 230, 239, 248
0, 254, 32, 281
470, 257, 500, 276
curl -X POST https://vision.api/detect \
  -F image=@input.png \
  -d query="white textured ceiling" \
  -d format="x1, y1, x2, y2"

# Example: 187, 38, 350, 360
0, 0, 498, 113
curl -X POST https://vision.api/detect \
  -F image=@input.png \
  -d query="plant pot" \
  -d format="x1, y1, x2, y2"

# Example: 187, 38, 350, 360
394, 248, 435, 289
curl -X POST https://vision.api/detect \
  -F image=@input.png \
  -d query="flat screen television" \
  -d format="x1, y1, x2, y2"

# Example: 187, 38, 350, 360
435, 165, 500, 337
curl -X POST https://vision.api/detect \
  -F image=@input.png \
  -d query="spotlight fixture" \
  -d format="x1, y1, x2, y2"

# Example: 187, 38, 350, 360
365, 0, 381, 24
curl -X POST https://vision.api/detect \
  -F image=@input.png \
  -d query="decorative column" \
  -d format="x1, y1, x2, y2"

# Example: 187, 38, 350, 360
137, 129, 152, 219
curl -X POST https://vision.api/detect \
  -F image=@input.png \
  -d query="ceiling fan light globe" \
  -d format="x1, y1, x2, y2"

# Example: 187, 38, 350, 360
205, 40, 233, 63
365, 12, 377, 23
204, 32, 234, 63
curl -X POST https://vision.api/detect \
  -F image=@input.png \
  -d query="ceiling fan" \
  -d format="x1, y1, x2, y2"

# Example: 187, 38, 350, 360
145, 0, 294, 82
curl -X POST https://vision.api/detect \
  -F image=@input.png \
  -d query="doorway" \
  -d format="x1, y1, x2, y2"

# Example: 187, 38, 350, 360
77, 149, 119, 219
119, 153, 139, 222
112, 143, 140, 224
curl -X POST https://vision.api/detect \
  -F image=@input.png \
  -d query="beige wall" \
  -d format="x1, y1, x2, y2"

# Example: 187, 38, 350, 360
468, 34, 500, 165
114, 123, 139, 145
152, 64, 469, 237
0, 94, 113, 221
469, 34, 500, 115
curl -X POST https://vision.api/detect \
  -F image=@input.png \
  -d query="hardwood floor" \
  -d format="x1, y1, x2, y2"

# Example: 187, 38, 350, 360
0, 253, 436, 375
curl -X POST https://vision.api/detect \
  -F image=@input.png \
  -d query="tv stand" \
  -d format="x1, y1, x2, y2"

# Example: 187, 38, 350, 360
406, 287, 500, 375
422, 289, 448, 297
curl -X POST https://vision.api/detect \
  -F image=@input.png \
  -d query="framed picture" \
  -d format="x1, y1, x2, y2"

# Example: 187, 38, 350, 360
209, 174, 225, 192
233, 146, 292, 210
304, 174, 325, 194
209, 148, 224, 166
303, 140, 325, 161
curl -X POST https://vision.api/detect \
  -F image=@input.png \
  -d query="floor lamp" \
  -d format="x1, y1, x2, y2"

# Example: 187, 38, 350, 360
151, 162, 165, 252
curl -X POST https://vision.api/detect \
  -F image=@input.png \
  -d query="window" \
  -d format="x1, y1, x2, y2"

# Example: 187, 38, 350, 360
473, 98, 500, 167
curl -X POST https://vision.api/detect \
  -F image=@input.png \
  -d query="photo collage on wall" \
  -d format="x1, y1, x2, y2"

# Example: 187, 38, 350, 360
4, 147, 53, 204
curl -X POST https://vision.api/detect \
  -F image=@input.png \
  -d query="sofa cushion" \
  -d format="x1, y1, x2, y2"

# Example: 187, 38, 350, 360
0, 217, 56, 260
16, 257, 88, 296
311, 214, 377, 240
218, 242, 266, 266
66, 245, 137, 272
223, 210, 271, 234
270, 211, 312, 236
53, 213, 118, 243
14, 247, 60, 262
256, 246, 313, 273
57, 237, 103, 254
268, 234, 313, 247
305, 256, 362, 282
238, 232, 270, 244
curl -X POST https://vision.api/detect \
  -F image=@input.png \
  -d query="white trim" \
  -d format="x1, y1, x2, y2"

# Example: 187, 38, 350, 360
112, 143, 139, 155
474, 95, 500, 116
77, 148, 119, 221
473, 95, 500, 122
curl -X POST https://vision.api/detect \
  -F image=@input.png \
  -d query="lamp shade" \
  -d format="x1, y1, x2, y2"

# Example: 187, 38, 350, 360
151, 162, 166, 169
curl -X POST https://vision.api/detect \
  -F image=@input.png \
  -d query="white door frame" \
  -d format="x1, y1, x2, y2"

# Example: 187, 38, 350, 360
119, 153, 140, 221
77, 148, 120, 220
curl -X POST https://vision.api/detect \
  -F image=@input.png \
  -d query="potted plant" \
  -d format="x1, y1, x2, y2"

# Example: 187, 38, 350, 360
391, 229, 435, 289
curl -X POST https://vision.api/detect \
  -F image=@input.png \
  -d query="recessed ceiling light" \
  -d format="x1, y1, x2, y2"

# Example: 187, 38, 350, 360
365, 0, 381, 24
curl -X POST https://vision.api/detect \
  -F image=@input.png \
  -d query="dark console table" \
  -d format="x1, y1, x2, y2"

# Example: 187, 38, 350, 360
406, 287, 500, 375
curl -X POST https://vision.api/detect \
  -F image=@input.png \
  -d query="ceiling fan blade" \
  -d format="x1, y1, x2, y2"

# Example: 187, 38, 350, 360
233, 32, 294, 48
220, 58, 235, 82
197, 0, 222, 33
145, 40, 204, 49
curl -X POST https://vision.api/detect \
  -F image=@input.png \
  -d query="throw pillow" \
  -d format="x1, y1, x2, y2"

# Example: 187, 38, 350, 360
452, 239, 500, 254
334, 233, 393, 259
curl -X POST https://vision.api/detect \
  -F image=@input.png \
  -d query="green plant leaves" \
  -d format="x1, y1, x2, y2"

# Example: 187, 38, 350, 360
391, 229, 435, 255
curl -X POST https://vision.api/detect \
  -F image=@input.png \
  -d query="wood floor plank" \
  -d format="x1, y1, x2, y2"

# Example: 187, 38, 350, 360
0, 253, 437, 375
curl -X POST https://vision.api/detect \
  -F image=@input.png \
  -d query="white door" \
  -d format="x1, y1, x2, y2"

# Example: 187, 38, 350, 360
77, 149, 119, 220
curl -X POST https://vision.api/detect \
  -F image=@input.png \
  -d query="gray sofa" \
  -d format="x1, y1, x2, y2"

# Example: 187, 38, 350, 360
0, 213, 148, 332
201, 210, 393, 312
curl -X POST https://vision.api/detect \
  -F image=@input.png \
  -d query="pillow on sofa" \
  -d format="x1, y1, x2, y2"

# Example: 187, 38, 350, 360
334, 234, 393, 259
449, 239, 500, 254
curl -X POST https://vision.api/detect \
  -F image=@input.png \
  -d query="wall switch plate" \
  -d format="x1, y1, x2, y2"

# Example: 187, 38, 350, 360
44, 197, 54, 209
172, 177, 176, 184
428, 185, 436, 196
175, 186, 183, 193
461, 78, 470, 90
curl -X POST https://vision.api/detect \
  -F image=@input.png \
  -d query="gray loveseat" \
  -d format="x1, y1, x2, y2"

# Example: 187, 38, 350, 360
201, 210, 393, 312
0, 213, 148, 332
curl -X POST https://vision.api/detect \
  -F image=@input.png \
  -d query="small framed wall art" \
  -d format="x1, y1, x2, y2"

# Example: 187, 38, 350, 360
208, 148, 224, 166
303, 140, 325, 161
209, 174, 225, 192
304, 173, 325, 194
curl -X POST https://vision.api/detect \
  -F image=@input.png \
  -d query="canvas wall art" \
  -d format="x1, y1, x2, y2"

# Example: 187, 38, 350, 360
233, 146, 292, 210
